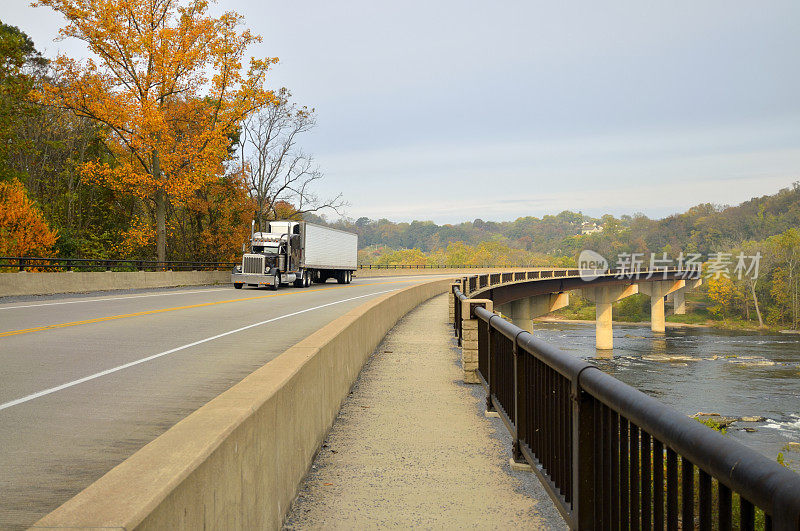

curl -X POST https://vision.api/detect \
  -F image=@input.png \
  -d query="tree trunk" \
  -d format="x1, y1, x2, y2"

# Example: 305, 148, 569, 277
750, 283, 763, 328
155, 189, 166, 264
152, 149, 166, 265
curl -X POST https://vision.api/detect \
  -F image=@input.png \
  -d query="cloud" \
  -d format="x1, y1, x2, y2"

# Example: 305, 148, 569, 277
315, 123, 800, 222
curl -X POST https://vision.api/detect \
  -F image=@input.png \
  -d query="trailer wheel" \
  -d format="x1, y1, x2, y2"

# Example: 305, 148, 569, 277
234, 283, 243, 289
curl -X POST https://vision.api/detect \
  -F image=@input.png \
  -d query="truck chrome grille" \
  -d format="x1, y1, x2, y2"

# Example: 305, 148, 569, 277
242, 255, 265, 274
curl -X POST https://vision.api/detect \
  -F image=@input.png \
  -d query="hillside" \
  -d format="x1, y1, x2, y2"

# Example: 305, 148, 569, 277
308, 182, 800, 262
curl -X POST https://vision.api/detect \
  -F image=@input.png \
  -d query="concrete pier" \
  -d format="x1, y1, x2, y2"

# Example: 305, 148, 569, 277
639, 280, 685, 333
499, 293, 570, 333
582, 284, 638, 350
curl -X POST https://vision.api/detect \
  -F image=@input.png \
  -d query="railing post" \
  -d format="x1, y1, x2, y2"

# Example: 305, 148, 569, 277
512, 333, 524, 463
572, 368, 598, 530
485, 319, 495, 413
461, 298, 492, 384
450, 281, 461, 326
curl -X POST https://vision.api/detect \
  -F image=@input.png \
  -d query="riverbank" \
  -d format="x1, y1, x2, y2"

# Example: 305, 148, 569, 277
537, 315, 785, 333
536, 316, 712, 329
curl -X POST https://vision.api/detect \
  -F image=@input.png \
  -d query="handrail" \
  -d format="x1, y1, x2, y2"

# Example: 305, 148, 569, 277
452, 272, 800, 529
0, 256, 236, 272
356, 264, 539, 269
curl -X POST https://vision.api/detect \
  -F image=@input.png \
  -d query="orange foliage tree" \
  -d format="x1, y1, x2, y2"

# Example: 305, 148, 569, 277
0, 179, 57, 256
34, 0, 277, 261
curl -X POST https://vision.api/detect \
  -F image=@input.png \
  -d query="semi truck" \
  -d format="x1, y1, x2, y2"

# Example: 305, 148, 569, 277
231, 220, 358, 290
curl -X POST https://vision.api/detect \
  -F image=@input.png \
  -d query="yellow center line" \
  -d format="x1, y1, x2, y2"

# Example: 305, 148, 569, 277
0, 279, 424, 339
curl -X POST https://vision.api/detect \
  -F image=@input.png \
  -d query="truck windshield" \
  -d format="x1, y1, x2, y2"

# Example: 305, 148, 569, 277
253, 244, 280, 253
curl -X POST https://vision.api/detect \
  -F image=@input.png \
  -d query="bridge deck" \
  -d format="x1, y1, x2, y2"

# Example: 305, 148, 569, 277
283, 294, 565, 529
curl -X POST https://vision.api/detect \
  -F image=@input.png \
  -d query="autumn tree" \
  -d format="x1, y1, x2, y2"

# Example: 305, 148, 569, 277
707, 275, 739, 320
240, 88, 345, 231
34, 0, 277, 261
0, 179, 58, 256
767, 228, 800, 328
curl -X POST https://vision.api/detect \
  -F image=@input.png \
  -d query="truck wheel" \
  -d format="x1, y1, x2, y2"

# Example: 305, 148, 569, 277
271, 275, 280, 291
234, 283, 243, 289
293, 276, 303, 288
304, 274, 311, 287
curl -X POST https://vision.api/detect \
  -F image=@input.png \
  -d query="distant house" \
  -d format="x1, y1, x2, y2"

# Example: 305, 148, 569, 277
580, 222, 603, 235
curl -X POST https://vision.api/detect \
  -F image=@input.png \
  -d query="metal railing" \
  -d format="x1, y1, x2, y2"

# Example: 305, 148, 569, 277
452, 279, 800, 530
457, 267, 693, 299
357, 264, 531, 269
1, 256, 236, 272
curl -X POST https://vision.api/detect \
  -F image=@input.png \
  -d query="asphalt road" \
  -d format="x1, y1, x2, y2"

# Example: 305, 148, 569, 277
0, 275, 451, 529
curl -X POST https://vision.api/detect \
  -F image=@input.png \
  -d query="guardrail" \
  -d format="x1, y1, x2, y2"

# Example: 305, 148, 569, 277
1, 256, 237, 272
357, 264, 530, 269
3, 258, 539, 272
452, 277, 800, 530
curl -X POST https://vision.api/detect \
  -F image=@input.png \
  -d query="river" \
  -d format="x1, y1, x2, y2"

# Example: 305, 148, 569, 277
531, 321, 800, 473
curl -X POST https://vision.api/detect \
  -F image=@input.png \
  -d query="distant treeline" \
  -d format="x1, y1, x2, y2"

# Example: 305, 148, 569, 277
307, 184, 800, 328
307, 183, 800, 260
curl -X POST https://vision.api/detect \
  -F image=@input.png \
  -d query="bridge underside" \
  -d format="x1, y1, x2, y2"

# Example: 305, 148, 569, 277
465, 273, 702, 350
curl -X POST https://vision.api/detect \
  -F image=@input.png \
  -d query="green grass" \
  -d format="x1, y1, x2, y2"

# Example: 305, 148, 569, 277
694, 416, 727, 435
666, 313, 709, 324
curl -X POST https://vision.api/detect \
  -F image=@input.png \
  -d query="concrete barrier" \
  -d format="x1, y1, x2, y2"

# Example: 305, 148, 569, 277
32, 278, 452, 530
0, 270, 230, 297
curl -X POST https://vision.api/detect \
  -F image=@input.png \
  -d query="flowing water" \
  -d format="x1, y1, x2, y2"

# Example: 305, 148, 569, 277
531, 321, 800, 472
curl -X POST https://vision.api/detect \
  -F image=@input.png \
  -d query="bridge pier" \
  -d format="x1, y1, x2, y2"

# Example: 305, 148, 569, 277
670, 278, 702, 315
498, 293, 569, 332
639, 280, 685, 333
582, 285, 638, 350
509, 298, 533, 332
461, 298, 493, 384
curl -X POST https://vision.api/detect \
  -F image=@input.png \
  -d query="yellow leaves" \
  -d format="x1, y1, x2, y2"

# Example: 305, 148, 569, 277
707, 276, 738, 319
0, 179, 58, 256
38, 0, 277, 197
114, 215, 156, 256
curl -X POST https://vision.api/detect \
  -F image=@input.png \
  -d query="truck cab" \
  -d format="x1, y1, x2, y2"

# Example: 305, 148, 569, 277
231, 221, 305, 290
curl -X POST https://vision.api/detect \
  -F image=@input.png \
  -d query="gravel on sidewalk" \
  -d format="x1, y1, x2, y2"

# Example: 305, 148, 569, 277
283, 293, 566, 529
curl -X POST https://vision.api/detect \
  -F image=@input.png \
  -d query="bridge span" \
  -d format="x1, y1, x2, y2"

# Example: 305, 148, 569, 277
453, 268, 702, 354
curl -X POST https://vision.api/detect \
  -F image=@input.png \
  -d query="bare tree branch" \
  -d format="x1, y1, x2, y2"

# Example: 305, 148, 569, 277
240, 89, 347, 229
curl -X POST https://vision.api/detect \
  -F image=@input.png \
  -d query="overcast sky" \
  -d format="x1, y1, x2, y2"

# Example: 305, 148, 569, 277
4, 0, 800, 223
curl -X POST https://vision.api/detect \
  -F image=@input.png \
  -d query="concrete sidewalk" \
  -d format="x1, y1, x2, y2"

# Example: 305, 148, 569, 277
283, 294, 565, 529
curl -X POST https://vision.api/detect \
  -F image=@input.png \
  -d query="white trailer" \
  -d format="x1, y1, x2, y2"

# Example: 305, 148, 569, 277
231, 220, 357, 290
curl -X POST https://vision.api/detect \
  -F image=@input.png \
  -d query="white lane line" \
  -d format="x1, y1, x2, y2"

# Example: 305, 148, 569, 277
0, 288, 230, 311
0, 288, 397, 412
